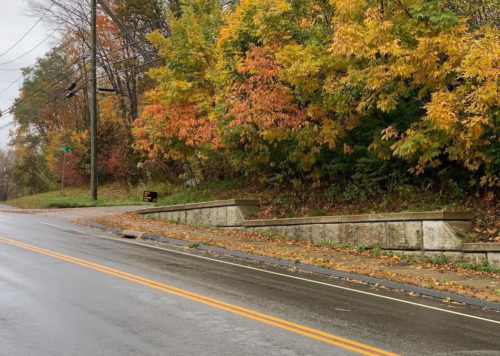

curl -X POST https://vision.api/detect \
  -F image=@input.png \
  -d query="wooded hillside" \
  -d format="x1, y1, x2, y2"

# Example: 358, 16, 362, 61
7, 0, 499, 206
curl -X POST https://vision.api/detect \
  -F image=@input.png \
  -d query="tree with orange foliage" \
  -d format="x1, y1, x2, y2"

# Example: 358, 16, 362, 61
133, 0, 223, 180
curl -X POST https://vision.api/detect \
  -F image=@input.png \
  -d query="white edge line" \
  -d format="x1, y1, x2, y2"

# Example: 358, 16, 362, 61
36, 221, 500, 325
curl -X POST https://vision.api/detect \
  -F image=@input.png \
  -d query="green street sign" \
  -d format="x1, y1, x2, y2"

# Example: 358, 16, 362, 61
59, 146, 71, 152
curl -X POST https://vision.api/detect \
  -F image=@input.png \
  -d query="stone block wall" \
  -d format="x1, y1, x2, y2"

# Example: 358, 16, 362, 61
243, 212, 474, 251
136, 199, 259, 227
462, 243, 500, 269
136, 201, 500, 267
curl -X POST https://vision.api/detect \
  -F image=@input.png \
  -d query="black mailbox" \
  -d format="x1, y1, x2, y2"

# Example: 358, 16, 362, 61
143, 191, 158, 203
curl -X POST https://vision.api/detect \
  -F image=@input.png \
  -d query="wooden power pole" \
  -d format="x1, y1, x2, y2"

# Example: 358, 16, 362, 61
90, 0, 98, 201
89, 0, 158, 201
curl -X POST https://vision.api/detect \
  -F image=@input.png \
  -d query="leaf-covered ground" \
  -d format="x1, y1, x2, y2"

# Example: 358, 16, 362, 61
90, 214, 500, 304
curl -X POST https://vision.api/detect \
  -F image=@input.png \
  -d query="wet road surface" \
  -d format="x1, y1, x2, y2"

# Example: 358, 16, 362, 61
1, 209, 499, 355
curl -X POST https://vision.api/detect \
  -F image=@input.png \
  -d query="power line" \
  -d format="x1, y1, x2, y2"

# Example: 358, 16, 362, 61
96, 48, 159, 69
0, 66, 79, 115
1, 56, 159, 126
0, 4, 54, 59
95, 38, 152, 60
94, 3, 162, 68
0, 34, 81, 117
0, 47, 158, 118
0, 58, 84, 117
0, 58, 93, 124
36, 26, 161, 67
97, 18, 166, 48
0, 73, 85, 129
0, 26, 61, 67
0, 33, 78, 73
0, 16, 162, 74
0, 68, 27, 72
0, 121, 15, 130
95, 57, 163, 80
0, 74, 24, 95
0, 18, 164, 125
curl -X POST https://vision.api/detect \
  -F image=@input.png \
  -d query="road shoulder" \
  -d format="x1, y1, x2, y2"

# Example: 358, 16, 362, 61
83, 213, 500, 309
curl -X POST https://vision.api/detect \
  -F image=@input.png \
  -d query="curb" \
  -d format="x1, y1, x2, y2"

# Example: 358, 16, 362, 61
86, 220, 500, 311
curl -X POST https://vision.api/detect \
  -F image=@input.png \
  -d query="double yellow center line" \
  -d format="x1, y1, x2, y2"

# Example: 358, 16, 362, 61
0, 236, 399, 356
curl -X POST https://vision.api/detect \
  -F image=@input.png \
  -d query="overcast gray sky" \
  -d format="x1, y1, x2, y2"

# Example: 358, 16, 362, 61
0, 0, 51, 149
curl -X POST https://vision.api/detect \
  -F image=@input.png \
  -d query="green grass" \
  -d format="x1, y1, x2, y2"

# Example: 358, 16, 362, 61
315, 239, 333, 247
422, 253, 449, 265
46, 197, 144, 208
261, 231, 280, 239
457, 232, 479, 243
2, 182, 171, 209
336, 243, 355, 250
455, 260, 500, 273
2, 179, 243, 210
357, 245, 366, 252
383, 250, 395, 258
307, 210, 328, 217
155, 179, 241, 207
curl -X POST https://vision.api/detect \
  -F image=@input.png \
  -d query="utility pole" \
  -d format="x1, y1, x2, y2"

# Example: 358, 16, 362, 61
89, 0, 155, 201
90, 0, 98, 201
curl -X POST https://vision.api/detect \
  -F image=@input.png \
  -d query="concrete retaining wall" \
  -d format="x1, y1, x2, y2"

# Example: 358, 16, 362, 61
242, 212, 474, 251
136, 199, 259, 227
135, 202, 500, 267
462, 243, 500, 269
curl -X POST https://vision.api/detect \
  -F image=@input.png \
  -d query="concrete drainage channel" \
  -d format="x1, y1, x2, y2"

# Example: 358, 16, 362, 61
122, 230, 146, 239
86, 221, 500, 312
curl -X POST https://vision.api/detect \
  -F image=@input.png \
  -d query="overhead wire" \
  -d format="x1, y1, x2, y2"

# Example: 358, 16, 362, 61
0, 68, 27, 72
0, 39, 155, 119
1, 15, 163, 76
0, 4, 54, 59
0, 25, 62, 67
0, 61, 160, 132
0, 72, 91, 131
0, 30, 86, 106
0, 59, 85, 118
0, 74, 24, 95
95, 38, 153, 60
97, 18, 166, 47
0, 32, 79, 73
2, 47, 162, 121
96, 48, 159, 69
93, 20, 165, 66
95, 57, 163, 80
0, 75, 87, 130
0, 121, 15, 130
47, 1, 91, 29
1, 53, 159, 127
0, 13, 167, 130
0, 33, 81, 119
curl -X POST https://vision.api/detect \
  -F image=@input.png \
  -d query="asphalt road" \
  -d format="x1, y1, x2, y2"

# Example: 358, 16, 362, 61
1, 209, 500, 356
